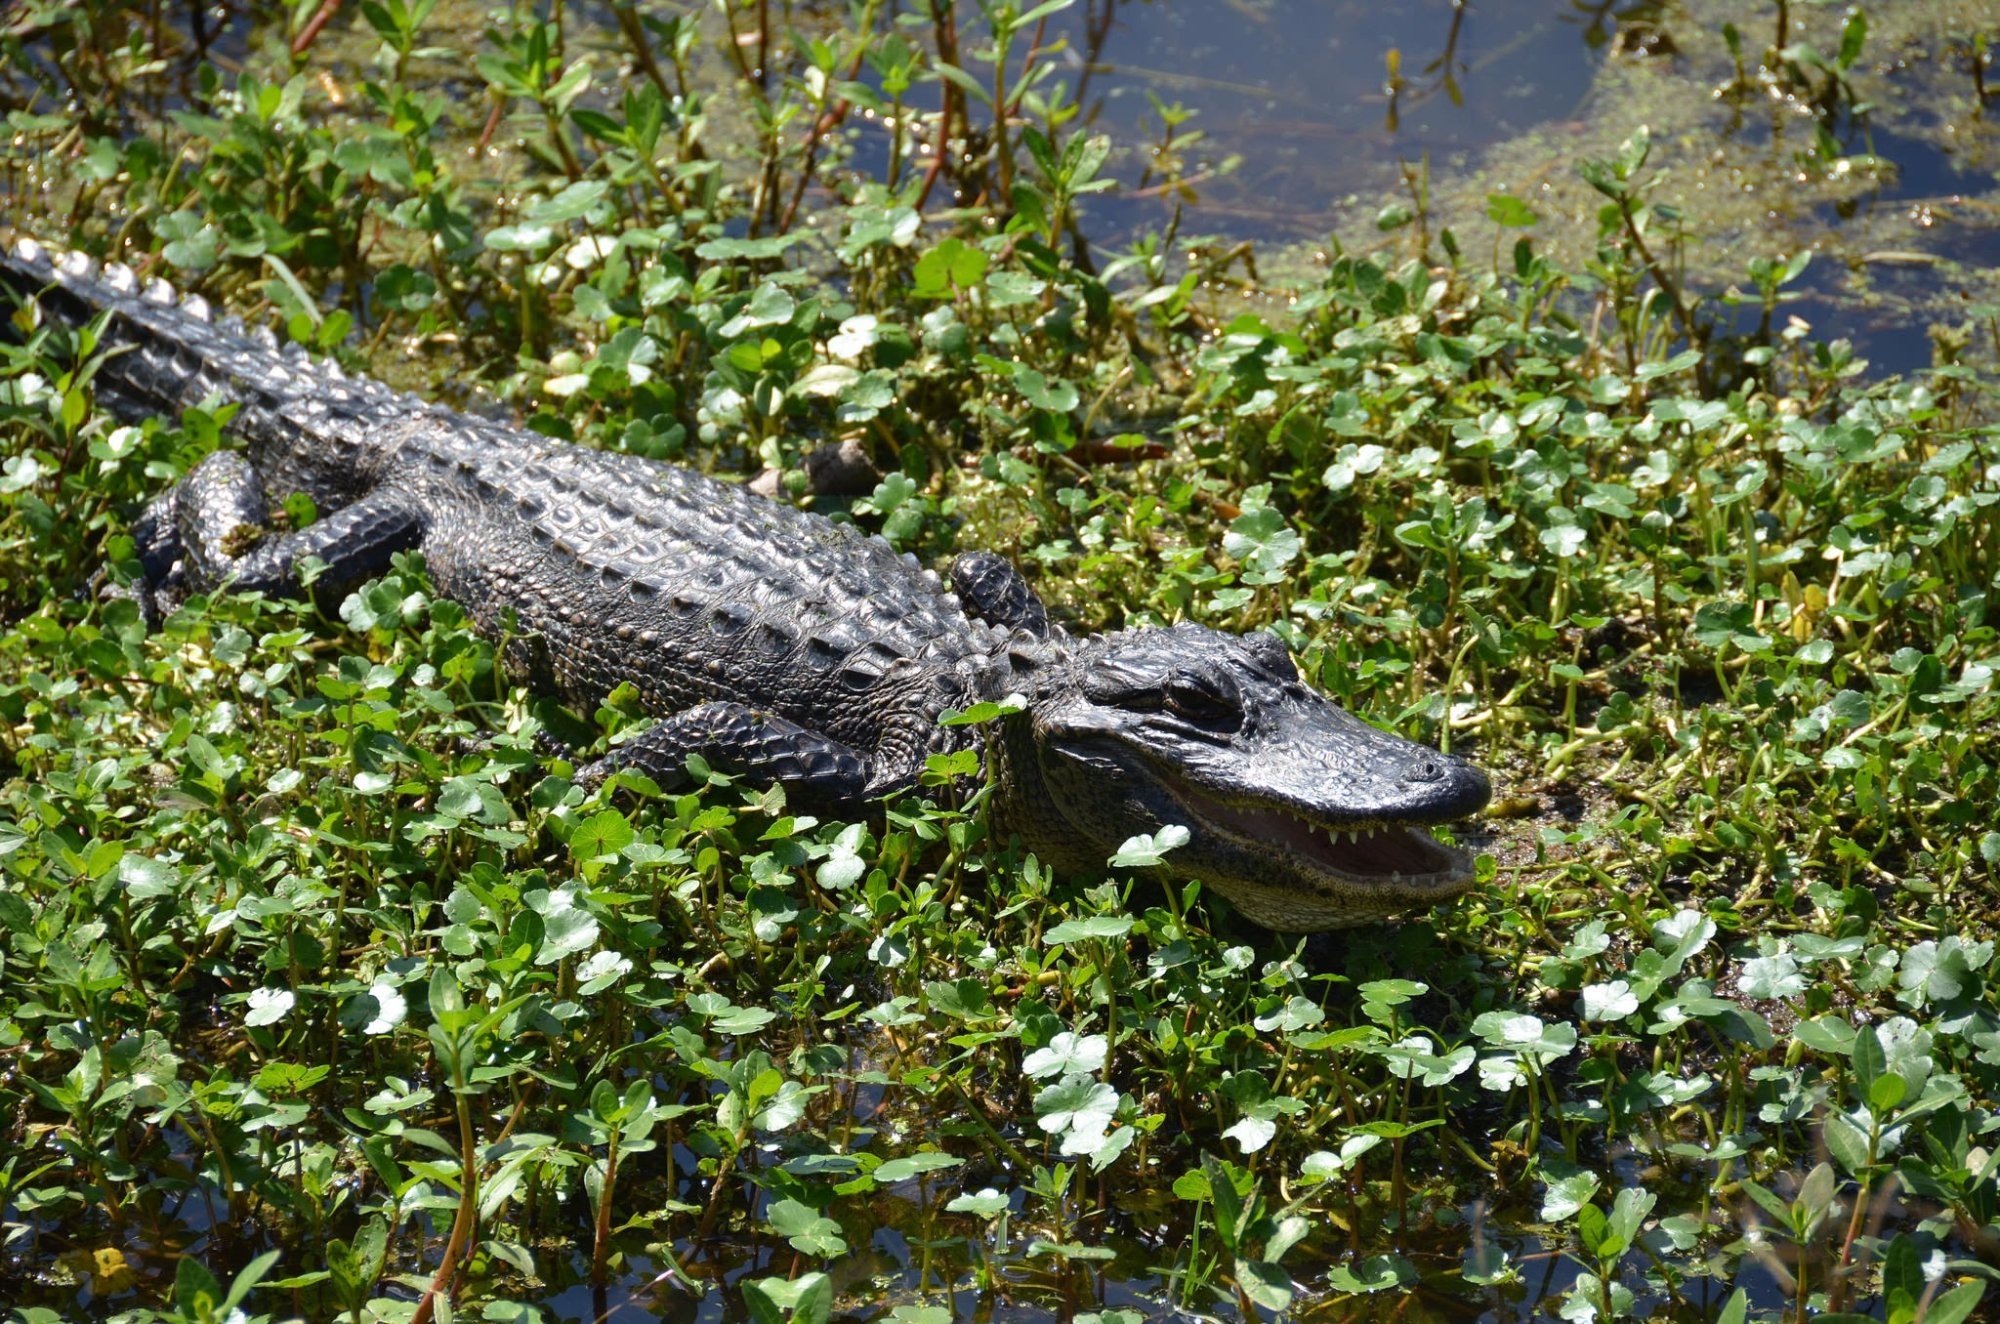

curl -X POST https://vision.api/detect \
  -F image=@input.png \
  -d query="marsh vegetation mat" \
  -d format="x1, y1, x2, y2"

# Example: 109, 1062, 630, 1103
1, 1, 1998, 1321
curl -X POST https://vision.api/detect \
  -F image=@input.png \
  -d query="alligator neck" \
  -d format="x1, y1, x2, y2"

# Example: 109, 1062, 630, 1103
986, 708, 1097, 874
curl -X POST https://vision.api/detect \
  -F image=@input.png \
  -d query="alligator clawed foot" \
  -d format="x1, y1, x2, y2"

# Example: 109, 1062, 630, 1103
90, 570, 178, 631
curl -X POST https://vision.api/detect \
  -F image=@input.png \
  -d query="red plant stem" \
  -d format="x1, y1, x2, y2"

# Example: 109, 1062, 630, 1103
915, 5, 963, 211
290, 0, 341, 57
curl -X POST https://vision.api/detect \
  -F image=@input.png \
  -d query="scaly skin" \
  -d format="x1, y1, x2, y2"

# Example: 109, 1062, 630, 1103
1, 236, 1492, 930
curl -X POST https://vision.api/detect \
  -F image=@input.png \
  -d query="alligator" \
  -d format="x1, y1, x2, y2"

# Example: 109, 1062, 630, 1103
0, 236, 1492, 930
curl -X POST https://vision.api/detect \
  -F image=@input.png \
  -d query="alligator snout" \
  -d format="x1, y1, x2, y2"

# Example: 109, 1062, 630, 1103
1397, 752, 1493, 822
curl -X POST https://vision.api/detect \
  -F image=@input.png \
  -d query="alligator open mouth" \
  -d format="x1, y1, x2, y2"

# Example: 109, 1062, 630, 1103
1194, 796, 1475, 892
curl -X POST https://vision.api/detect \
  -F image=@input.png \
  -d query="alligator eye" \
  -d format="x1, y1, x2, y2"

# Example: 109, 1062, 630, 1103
1165, 668, 1243, 730
1084, 669, 1164, 711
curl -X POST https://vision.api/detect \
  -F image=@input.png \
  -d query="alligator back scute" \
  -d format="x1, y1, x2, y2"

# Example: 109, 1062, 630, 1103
3, 233, 1014, 788
397, 436, 1003, 772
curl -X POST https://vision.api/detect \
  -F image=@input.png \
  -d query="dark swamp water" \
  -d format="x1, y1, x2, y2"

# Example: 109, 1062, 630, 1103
1032, 0, 2000, 378
874, 0, 2000, 378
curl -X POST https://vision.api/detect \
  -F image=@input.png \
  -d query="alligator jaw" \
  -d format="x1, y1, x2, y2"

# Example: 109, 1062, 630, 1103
1195, 795, 1476, 893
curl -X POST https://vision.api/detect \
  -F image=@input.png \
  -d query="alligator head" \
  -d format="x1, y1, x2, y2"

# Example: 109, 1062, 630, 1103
991, 623, 1491, 931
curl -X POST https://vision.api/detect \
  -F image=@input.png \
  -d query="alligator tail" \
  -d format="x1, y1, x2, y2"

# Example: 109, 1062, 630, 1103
0, 233, 356, 428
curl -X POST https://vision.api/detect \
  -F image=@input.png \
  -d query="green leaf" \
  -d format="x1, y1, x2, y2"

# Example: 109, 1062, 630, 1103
1868, 1071, 1908, 1115
1823, 1109, 1872, 1175
427, 968, 467, 1028
816, 822, 869, 891
1605, 1187, 1655, 1254
931, 60, 993, 107
1837, 8, 1868, 69
743, 1271, 834, 1324
1224, 506, 1303, 576
570, 809, 634, 863
1033, 1077, 1119, 1135
940, 696, 1026, 726
1539, 521, 1588, 559
946, 1188, 1011, 1218
1324, 1253, 1418, 1293
720, 283, 797, 336
244, 987, 295, 1027
1922, 1282, 1987, 1324
1013, 366, 1079, 413
1575, 1201, 1610, 1257
536, 904, 600, 965
767, 1199, 847, 1257
174, 1257, 225, 1319
1022, 1031, 1106, 1078
1237, 1258, 1294, 1312
710, 1004, 778, 1035
485, 222, 556, 252
922, 749, 980, 782
1485, 194, 1539, 227
1852, 1020, 1887, 1089
913, 237, 988, 297
1882, 1234, 1923, 1324
525, 179, 608, 223
874, 1152, 964, 1183
1738, 1178, 1793, 1225
695, 233, 809, 260
1108, 824, 1189, 868
1635, 348, 1703, 380
1617, 124, 1652, 176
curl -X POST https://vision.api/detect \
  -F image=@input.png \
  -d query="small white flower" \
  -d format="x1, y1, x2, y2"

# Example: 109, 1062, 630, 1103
246, 987, 295, 1027
564, 235, 617, 269
363, 980, 406, 1035
578, 950, 632, 983
1022, 1032, 1108, 1080
828, 315, 879, 362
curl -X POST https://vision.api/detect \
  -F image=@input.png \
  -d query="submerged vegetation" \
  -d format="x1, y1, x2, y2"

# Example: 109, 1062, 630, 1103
0, 0, 1998, 1320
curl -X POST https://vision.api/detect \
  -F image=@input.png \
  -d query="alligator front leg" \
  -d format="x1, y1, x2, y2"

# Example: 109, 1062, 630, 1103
95, 487, 188, 626
174, 452, 424, 603
576, 701, 871, 811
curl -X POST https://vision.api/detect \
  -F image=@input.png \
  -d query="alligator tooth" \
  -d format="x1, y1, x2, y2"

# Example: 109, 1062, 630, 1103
142, 278, 175, 305
181, 294, 212, 322
12, 237, 43, 263
101, 261, 136, 294
251, 325, 279, 349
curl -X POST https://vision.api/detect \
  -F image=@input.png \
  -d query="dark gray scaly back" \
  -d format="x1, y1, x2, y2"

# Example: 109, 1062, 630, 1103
0, 237, 1028, 793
